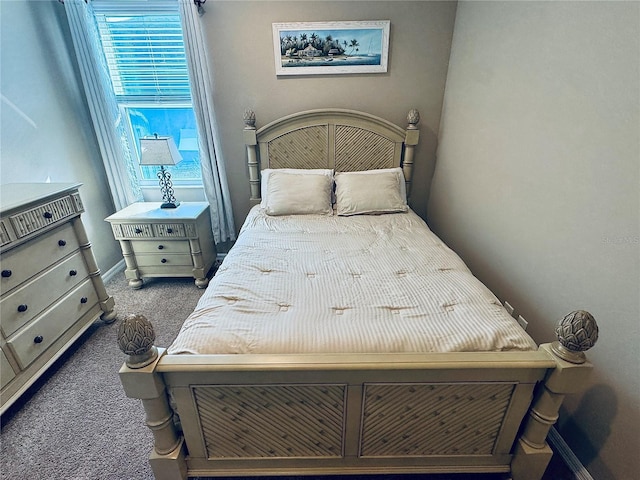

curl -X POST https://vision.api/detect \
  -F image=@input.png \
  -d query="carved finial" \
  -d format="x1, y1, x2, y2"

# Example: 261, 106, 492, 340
117, 314, 158, 368
407, 108, 420, 129
551, 310, 599, 364
243, 109, 256, 128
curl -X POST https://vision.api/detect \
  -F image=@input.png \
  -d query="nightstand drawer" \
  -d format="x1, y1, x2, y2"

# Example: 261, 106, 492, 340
111, 223, 154, 239
1, 223, 80, 295
135, 253, 193, 267
110, 222, 189, 239
154, 223, 187, 238
131, 240, 191, 254
1, 252, 89, 337
8, 279, 98, 369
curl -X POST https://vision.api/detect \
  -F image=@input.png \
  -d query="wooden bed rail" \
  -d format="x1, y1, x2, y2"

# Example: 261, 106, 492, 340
118, 311, 598, 480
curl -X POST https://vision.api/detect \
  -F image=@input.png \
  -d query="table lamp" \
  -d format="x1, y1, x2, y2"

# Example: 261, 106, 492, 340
140, 134, 183, 208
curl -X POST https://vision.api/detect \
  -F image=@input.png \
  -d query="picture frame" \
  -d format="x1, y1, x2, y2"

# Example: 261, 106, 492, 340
272, 20, 390, 76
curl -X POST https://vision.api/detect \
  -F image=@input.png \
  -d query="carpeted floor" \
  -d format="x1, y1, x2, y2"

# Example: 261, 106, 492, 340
0, 271, 572, 480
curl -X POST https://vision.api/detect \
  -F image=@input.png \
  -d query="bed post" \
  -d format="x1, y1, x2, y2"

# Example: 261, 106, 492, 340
117, 314, 187, 480
243, 109, 260, 203
403, 108, 420, 200
511, 310, 599, 480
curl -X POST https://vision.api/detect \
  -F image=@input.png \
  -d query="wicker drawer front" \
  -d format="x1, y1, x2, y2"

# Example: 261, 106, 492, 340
1, 252, 89, 338
8, 279, 98, 369
112, 223, 154, 239
111, 223, 189, 239
135, 253, 193, 268
131, 240, 191, 255
153, 223, 187, 238
9, 195, 76, 238
1, 223, 79, 295
0, 349, 15, 388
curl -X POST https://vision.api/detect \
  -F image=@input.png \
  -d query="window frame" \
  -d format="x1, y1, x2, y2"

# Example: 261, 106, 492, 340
93, 2, 202, 187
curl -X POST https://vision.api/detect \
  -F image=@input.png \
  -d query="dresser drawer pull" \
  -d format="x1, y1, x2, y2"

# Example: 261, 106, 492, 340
43, 211, 53, 219
158, 245, 164, 250
17, 304, 28, 313
161, 258, 168, 264
58, 239, 67, 247
34, 335, 44, 344
135, 228, 142, 234
69, 269, 78, 276
1, 270, 11, 278
167, 228, 173, 233
80, 297, 88, 304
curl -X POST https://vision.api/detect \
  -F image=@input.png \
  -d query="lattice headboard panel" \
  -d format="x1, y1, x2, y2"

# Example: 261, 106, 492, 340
243, 108, 420, 203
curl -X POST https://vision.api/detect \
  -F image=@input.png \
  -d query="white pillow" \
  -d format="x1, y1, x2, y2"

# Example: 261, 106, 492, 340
264, 170, 333, 216
260, 168, 333, 208
334, 167, 408, 216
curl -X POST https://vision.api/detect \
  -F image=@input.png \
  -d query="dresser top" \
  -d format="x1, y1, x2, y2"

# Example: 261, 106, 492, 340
0, 183, 82, 215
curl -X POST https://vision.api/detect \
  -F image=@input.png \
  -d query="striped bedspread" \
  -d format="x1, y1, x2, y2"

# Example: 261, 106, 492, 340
167, 207, 537, 354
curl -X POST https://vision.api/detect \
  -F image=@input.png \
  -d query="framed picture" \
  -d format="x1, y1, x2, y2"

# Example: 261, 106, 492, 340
273, 20, 390, 76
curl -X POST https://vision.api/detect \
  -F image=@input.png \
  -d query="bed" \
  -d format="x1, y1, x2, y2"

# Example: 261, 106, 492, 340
117, 108, 599, 480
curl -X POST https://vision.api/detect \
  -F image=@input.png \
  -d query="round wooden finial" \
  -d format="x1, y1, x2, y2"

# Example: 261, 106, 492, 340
117, 314, 158, 368
551, 310, 599, 364
243, 109, 256, 128
407, 108, 420, 128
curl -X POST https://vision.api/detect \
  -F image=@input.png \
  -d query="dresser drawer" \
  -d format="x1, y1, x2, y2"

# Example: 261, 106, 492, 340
9, 194, 76, 238
135, 253, 193, 267
1, 222, 80, 295
1, 252, 88, 337
131, 240, 191, 254
0, 348, 16, 389
7, 279, 98, 369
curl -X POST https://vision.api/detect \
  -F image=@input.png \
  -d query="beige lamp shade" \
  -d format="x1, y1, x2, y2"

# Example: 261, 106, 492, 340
140, 135, 183, 166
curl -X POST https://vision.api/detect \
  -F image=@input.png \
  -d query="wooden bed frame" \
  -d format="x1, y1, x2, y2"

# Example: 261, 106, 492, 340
118, 109, 598, 480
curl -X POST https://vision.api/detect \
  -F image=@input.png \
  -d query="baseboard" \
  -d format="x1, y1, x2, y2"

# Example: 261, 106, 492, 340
101, 259, 125, 284
548, 427, 595, 480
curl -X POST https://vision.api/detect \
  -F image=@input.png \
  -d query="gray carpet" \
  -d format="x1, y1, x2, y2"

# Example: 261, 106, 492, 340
0, 271, 570, 480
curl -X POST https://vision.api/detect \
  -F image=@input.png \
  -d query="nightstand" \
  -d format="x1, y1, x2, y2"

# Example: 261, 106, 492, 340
105, 202, 216, 289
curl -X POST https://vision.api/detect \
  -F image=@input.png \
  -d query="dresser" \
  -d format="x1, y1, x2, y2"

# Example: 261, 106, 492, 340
105, 202, 216, 289
0, 183, 116, 414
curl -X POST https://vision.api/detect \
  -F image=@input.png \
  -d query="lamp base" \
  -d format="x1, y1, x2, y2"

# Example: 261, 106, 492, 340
161, 201, 180, 209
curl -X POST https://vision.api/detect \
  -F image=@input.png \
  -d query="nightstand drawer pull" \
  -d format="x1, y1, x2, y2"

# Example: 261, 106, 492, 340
135, 228, 142, 234
1, 270, 12, 278
167, 228, 173, 233
34, 335, 44, 344
17, 304, 28, 313
158, 245, 164, 250
69, 269, 78, 276
161, 258, 168, 263
58, 239, 67, 246
43, 211, 53, 219
80, 297, 88, 304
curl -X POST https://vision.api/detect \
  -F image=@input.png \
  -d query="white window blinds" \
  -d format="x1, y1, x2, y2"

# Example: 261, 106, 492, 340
93, 1, 191, 101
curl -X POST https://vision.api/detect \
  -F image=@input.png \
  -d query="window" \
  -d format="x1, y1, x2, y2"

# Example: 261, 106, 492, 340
93, 3, 201, 184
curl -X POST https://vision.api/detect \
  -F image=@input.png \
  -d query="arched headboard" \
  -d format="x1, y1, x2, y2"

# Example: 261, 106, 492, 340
243, 108, 420, 205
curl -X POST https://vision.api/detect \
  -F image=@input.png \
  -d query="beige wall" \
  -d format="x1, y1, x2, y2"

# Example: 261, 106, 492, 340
0, 0, 122, 274
203, 1, 457, 229
430, 2, 639, 479
5, 1, 636, 477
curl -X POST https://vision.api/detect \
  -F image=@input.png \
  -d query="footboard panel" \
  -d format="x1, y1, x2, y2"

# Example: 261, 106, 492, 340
147, 351, 553, 478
